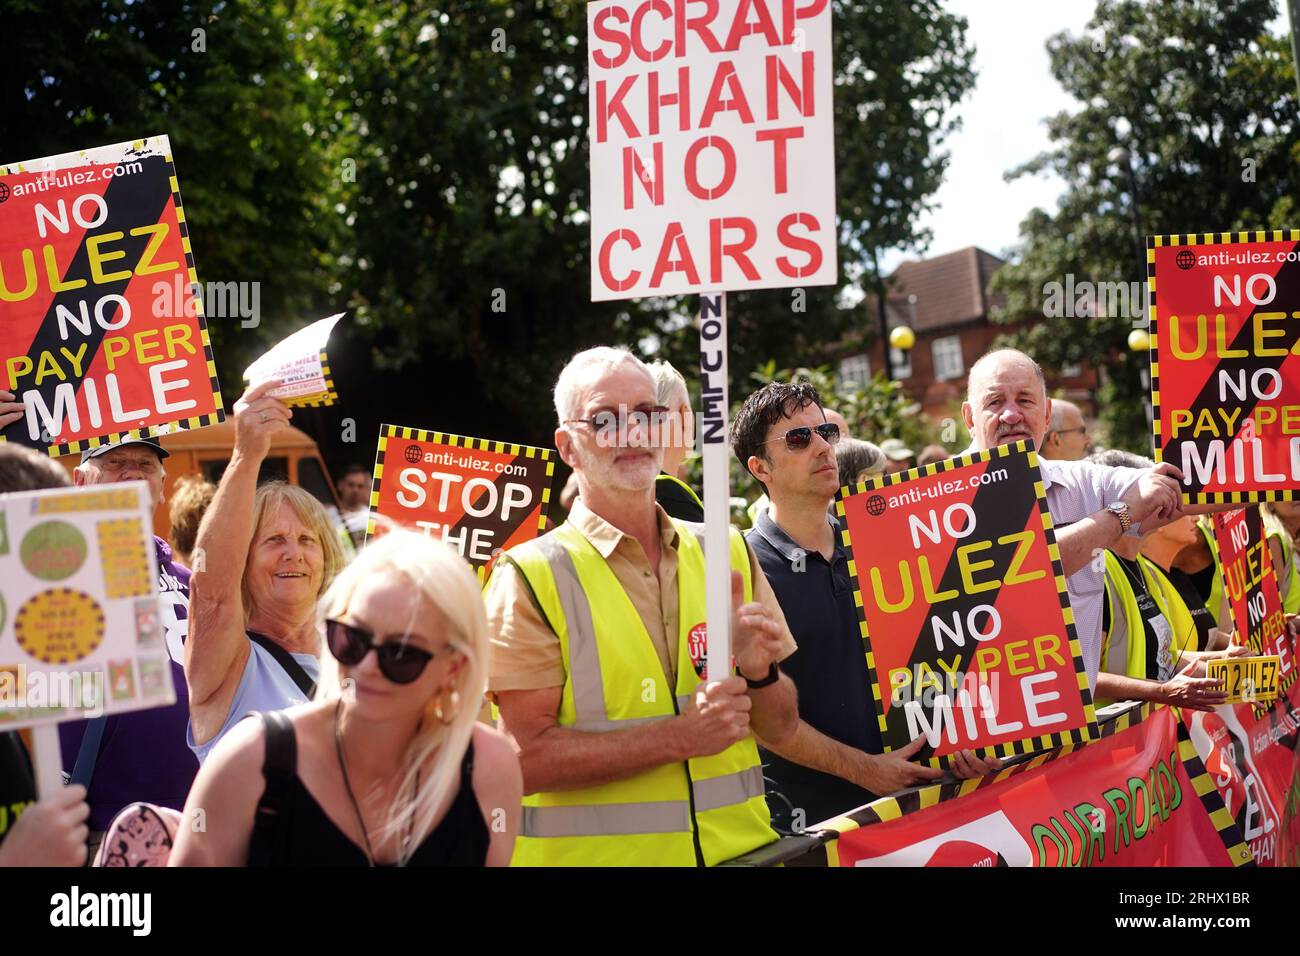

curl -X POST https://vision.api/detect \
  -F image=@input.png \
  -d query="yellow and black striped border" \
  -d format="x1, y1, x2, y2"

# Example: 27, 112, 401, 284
1147, 230, 1300, 504
1174, 716, 1255, 867
832, 441, 1099, 769
809, 701, 1152, 866
279, 350, 338, 409
0, 138, 226, 458
366, 422, 557, 576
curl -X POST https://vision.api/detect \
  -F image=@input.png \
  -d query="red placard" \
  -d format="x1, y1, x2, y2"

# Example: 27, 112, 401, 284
835, 442, 1097, 767
0, 136, 224, 456
833, 705, 1252, 867
1212, 507, 1287, 655
368, 424, 555, 580
1148, 231, 1300, 502
1186, 658, 1300, 868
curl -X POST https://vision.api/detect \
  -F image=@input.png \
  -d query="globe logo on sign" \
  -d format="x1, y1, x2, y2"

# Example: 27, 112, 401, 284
1176, 249, 1196, 270
866, 495, 886, 516
404, 444, 421, 464
0, 182, 9, 204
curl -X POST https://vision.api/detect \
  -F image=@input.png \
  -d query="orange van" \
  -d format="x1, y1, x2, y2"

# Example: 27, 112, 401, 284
57, 420, 342, 541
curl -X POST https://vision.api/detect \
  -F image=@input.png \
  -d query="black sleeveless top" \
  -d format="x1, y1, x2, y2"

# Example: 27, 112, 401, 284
247, 712, 490, 866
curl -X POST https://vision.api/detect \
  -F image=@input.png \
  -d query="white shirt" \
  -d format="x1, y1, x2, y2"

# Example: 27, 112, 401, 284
1037, 459, 1144, 688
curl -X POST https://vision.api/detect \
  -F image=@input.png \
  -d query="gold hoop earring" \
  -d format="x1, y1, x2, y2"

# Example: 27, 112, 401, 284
433, 688, 461, 726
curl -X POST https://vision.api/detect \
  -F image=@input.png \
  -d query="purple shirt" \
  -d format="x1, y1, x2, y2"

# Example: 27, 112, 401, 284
58, 537, 198, 831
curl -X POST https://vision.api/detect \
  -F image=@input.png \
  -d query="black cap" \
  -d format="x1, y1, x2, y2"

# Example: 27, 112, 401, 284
79, 437, 170, 464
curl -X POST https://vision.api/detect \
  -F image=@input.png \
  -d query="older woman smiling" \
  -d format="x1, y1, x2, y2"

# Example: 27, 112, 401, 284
185, 380, 345, 762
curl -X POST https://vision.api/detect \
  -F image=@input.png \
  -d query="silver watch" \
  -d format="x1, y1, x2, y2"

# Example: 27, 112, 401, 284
1106, 501, 1131, 533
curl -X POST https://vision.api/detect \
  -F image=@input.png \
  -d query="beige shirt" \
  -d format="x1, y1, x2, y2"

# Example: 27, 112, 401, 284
485, 499, 797, 694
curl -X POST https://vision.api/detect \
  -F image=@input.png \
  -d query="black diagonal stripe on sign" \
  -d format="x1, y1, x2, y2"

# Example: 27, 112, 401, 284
2, 155, 174, 448
902, 454, 1038, 679
448, 459, 547, 564
1158, 251, 1300, 489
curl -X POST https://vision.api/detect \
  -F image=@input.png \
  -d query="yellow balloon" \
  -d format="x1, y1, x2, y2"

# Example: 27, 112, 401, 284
1127, 329, 1150, 352
889, 325, 916, 351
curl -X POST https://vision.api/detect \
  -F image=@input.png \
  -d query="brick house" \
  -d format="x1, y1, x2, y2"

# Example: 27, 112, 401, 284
836, 246, 1098, 421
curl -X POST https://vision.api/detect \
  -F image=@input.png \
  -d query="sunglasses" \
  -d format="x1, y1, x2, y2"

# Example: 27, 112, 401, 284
325, 619, 443, 684
758, 422, 841, 451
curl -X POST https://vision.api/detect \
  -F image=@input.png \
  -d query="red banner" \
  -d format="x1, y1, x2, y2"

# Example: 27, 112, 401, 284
830, 705, 1252, 867
1148, 231, 1300, 502
0, 136, 224, 457
368, 424, 555, 580
836, 443, 1096, 767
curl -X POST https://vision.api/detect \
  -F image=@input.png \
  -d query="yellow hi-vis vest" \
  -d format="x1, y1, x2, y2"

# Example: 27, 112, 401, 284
1266, 527, 1300, 615
1098, 551, 1157, 706
1140, 556, 1201, 663
505, 518, 774, 867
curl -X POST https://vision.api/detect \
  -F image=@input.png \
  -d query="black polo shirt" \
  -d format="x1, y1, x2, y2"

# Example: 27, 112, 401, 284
746, 511, 883, 830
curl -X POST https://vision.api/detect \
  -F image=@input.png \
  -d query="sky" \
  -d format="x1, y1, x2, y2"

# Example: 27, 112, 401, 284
881, 0, 1096, 274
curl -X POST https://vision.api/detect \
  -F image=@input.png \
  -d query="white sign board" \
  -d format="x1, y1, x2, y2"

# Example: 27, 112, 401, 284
588, 0, 837, 301
0, 480, 174, 731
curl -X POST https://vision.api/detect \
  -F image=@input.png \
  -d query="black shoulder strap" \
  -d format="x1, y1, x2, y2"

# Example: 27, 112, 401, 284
248, 711, 297, 867
248, 632, 317, 699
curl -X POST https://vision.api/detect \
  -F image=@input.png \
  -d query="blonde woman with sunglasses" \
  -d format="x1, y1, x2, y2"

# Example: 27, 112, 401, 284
171, 530, 521, 866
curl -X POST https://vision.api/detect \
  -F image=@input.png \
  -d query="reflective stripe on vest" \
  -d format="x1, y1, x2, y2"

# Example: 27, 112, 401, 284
507, 518, 774, 866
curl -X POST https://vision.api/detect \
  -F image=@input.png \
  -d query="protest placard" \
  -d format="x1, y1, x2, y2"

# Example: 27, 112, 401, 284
0, 136, 224, 457
1211, 507, 1287, 655
835, 442, 1097, 767
367, 424, 555, 579
1148, 230, 1300, 502
587, 0, 837, 301
0, 480, 173, 732
243, 313, 343, 408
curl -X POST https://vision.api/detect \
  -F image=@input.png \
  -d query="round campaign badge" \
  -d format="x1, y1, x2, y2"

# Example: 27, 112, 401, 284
13, 588, 105, 664
20, 521, 88, 581
688, 622, 708, 678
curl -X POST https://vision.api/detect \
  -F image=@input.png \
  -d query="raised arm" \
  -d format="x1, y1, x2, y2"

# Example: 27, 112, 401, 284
185, 382, 290, 715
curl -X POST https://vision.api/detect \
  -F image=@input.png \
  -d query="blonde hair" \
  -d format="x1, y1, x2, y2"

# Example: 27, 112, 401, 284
313, 526, 488, 866
169, 474, 216, 565
242, 482, 345, 622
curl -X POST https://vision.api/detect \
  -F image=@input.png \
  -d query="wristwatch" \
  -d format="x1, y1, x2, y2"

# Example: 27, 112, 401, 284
1107, 501, 1131, 533
741, 662, 780, 689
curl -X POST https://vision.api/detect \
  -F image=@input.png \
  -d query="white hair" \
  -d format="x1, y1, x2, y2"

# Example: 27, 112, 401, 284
648, 359, 690, 410
313, 526, 488, 866
553, 346, 653, 424
1049, 399, 1081, 433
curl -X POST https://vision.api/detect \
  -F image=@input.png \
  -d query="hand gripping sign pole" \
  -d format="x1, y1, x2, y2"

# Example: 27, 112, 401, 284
698, 294, 731, 679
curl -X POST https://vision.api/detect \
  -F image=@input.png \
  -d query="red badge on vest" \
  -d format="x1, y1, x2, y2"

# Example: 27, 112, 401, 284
687, 622, 736, 678
688, 622, 708, 678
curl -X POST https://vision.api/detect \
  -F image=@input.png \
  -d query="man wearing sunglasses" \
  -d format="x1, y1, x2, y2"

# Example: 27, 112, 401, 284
485, 346, 799, 867
733, 383, 1002, 833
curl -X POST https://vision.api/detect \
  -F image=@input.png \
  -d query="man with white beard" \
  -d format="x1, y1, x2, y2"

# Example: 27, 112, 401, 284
484, 346, 799, 866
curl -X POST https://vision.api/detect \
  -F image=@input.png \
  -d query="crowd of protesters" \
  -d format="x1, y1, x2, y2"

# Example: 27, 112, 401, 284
0, 345, 1294, 867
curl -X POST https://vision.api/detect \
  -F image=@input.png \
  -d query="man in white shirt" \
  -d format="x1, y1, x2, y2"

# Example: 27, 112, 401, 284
960, 349, 1196, 686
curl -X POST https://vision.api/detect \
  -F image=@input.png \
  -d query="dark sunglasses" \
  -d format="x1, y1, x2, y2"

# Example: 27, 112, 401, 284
758, 422, 841, 451
326, 619, 441, 685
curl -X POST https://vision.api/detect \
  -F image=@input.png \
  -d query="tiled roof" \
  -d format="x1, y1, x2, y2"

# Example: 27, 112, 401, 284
885, 246, 1007, 331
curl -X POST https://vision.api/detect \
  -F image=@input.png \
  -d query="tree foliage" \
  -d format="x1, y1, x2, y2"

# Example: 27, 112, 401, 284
990, 0, 1299, 452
